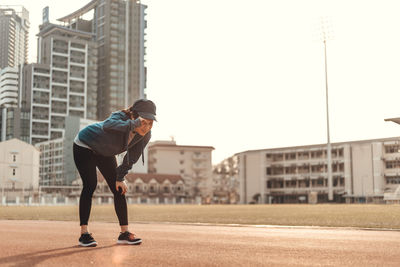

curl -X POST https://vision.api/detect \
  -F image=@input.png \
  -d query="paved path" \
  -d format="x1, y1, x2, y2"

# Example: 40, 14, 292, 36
0, 220, 399, 266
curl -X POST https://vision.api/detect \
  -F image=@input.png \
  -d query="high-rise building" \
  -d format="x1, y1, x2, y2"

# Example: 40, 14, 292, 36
0, 6, 29, 69
0, 6, 30, 143
57, 0, 147, 119
21, 22, 98, 145
0, 67, 30, 143
0, 67, 19, 108
36, 22, 98, 121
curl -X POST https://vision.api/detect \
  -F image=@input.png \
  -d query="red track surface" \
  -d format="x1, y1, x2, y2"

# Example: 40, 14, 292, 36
0, 220, 399, 266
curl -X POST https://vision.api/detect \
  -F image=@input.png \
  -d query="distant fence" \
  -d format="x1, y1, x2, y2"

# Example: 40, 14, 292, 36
1, 194, 192, 206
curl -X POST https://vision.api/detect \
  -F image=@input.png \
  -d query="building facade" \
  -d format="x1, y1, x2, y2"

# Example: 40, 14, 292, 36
0, 138, 39, 205
57, 0, 147, 120
0, 67, 19, 108
36, 22, 98, 121
148, 140, 214, 203
21, 21, 98, 145
35, 116, 98, 186
0, 6, 30, 144
35, 138, 65, 186
69, 172, 186, 205
236, 137, 400, 204
0, 6, 29, 69
0, 67, 30, 143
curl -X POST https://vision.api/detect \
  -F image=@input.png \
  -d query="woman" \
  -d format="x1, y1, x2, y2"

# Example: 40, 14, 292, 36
73, 99, 156, 247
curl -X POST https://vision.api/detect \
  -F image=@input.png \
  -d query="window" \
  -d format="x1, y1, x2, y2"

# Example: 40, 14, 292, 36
386, 176, 400, 184
13, 155, 16, 162
386, 161, 400, 169
13, 169, 15, 176
285, 153, 296, 160
180, 160, 184, 164
385, 145, 400, 154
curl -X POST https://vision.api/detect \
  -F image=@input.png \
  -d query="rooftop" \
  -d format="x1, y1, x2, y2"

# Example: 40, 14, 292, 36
57, 0, 98, 23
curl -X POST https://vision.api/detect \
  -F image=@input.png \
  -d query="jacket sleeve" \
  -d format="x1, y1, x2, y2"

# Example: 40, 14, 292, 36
103, 112, 141, 133
116, 132, 151, 181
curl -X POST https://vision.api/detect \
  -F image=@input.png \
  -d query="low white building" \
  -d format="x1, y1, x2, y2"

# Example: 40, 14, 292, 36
0, 138, 40, 204
235, 137, 400, 204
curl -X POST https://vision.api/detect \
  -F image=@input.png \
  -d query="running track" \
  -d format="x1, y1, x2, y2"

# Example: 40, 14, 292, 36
0, 220, 399, 266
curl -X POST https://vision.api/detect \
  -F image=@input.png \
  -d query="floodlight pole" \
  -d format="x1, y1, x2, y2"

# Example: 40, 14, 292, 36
323, 37, 333, 202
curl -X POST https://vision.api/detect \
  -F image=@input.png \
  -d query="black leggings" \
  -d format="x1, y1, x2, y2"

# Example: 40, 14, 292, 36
73, 143, 128, 226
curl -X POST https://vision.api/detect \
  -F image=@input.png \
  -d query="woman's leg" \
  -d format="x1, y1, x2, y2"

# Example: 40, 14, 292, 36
95, 155, 128, 228
73, 143, 98, 230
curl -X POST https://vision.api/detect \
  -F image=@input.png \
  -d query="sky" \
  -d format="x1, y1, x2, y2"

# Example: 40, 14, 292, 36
3, 0, 400, 164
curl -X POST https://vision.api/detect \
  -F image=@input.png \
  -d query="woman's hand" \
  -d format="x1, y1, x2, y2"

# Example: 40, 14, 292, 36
116, 181, 128, 195
135, 117, 153, 136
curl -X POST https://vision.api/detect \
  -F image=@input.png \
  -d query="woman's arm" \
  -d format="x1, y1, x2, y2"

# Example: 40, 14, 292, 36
102, 112, 141, 132
116, 132, 151, 181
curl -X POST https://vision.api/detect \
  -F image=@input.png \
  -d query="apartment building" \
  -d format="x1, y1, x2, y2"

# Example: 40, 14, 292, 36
0, 138, 39, 205
20, 21, 98, 145
0, 67, 19, 108
236, 137, 400, 204
57, 0, 147, 120
0, 6, 30, 143
35, 138, 64, 186
0, 67, 30, 143
0, 6, 29, 69
148, 140, 214, 203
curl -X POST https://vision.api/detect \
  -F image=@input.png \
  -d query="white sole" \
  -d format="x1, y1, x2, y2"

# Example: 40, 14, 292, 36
117, 239, 142, 245
79, 241, 97, 247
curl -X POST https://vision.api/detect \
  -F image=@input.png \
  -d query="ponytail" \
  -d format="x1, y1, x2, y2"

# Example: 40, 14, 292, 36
122, 106, 139, 120
121, 108, 134, 120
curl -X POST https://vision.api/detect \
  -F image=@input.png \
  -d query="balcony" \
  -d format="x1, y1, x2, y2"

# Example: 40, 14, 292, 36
192, 163, 207, 170
52, 92, 67, 99
52, 62, 67, 69
52, 47, 68, 54
51, 103, 67, 114
192, 153, 207, 161
32, 97, 49, 105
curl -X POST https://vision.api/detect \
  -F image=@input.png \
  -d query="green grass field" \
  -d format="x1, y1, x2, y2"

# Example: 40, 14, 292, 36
1, 204, 400, 229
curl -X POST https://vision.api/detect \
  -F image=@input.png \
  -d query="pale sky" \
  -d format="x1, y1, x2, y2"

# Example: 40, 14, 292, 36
3, 0, 400, 163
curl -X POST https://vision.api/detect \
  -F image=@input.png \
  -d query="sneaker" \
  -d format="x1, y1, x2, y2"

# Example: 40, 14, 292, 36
117, 231, 142, 245
79, 232, 97, 247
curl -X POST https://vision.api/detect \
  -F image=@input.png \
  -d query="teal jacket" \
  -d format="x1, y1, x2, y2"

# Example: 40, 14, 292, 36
78, 111, 151, 181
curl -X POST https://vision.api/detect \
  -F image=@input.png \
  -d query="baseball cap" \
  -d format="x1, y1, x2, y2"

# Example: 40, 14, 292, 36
130, 99, 157, 121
